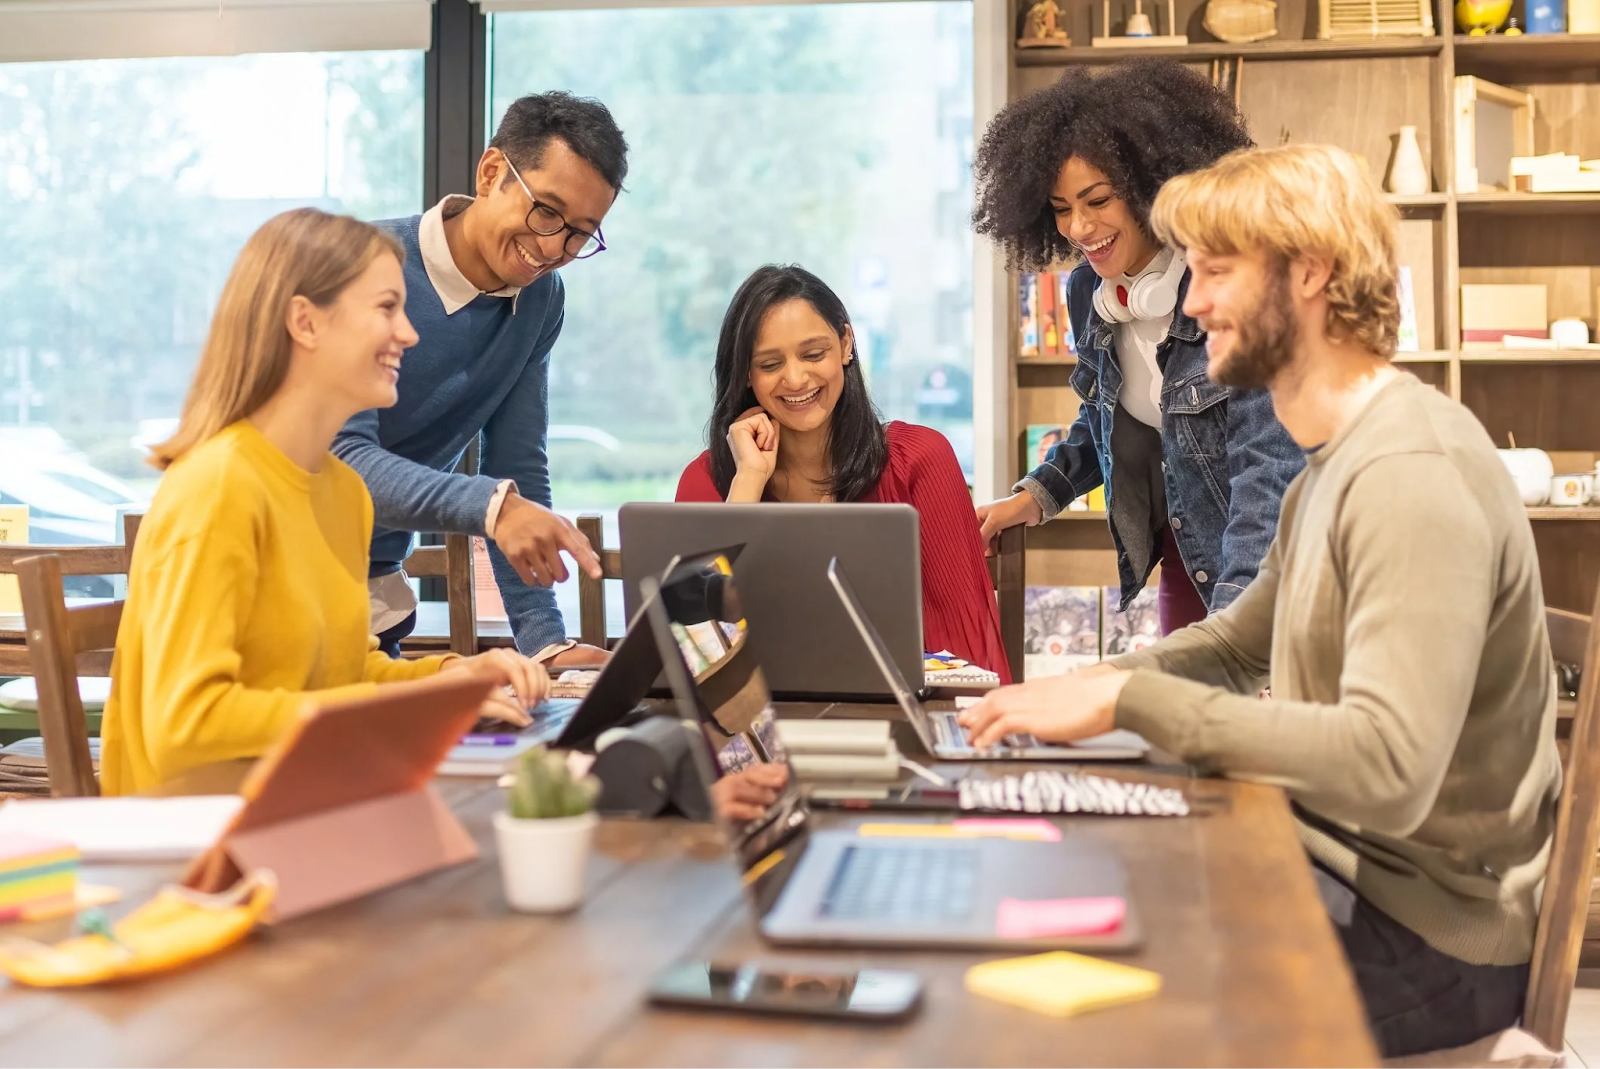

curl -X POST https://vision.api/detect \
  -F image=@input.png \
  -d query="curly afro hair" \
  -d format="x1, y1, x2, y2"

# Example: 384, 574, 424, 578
972, 60, 1253, 272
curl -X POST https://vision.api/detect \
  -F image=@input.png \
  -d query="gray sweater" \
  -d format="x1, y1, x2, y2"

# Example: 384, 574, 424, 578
1113, 372, 1560, 966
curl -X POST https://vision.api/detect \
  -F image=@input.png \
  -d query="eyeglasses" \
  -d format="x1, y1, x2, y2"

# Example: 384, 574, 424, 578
500, 151, 607, 260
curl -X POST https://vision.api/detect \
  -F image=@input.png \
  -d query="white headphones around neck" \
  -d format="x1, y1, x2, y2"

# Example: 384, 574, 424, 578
1091, 246, 1187, 324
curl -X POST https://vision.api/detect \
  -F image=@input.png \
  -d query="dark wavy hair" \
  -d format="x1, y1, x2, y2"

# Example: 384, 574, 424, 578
972, 60, 1253, 271
707, 265, 888, 503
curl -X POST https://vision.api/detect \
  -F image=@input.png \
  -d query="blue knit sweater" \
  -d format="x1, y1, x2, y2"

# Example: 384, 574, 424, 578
332, 214, 567, 653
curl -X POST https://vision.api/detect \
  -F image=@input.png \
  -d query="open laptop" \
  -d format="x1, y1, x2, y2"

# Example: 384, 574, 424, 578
620, 502, 923, 700
641, 550, 1143, 952
828, 558, 1149, 762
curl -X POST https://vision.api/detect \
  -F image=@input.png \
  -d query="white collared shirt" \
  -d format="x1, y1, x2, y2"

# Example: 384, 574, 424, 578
418, 194, 523, 315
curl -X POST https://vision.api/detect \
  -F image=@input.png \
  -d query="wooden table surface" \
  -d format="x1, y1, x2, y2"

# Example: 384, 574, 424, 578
0, 732, 1377, 1067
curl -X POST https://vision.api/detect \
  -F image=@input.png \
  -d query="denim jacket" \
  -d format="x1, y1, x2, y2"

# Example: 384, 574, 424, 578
1018, 262, 1304, 612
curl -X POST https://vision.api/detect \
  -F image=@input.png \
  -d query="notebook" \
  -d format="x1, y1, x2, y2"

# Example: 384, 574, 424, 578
965, 951, 1161, 1017
435, 735, 544, 777
0, 796, 244, 861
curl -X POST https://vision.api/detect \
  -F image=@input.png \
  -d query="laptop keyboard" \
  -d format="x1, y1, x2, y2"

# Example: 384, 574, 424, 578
936, 711, 1038, 750
819, 844, 979, 922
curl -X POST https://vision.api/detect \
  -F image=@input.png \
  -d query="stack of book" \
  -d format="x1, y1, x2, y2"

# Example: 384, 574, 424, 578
0, 833, 78, 922
1018, 273, 1074, 360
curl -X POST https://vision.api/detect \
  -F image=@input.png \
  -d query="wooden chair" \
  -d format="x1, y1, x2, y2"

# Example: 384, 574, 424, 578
1523, 592, 1600, 1051
986, 524, 1026, 682
12, 554, 123, 797
571, 512, 1028, 683
403, 533, 479, 658
0, 513, 141, 678
576, 514, 624, 650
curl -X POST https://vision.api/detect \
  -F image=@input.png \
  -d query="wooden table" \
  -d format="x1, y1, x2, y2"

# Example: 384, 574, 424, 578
0, 750, 1377, 1066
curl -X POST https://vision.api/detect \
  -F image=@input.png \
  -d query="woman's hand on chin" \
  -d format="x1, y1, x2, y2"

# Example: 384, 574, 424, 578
727, 406, 779, 502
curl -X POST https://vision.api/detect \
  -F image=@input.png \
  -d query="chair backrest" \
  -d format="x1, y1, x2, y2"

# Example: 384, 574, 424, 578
1524, 592, 1600, 1050
0, 513, 140, 679
573, 512, 1026, 681
14, 554, 123, 797
575, 514, 625, 649
404, 534, 478, 658
985, 524, 1025, 682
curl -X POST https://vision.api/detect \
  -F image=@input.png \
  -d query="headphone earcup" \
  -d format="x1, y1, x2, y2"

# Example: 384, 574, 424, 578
1093, 277, 1134, 324
1124, 250, 1186, 319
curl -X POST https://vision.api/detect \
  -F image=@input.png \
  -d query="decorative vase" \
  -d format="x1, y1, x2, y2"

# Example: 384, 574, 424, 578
1384, 127, 1429, 195
493, 809, 598, 913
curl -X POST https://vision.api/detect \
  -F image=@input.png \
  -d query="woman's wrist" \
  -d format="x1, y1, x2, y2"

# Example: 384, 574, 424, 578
727, 470, 768, 503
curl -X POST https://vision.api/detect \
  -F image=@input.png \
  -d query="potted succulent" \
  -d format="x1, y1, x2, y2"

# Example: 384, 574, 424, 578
493, 746, 600, 913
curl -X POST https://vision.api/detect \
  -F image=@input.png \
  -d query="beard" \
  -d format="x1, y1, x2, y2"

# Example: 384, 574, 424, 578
1208, 270, 1298, 391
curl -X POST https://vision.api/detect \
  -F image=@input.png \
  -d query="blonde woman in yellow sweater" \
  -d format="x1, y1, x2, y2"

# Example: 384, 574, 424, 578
103, 209, 547, 795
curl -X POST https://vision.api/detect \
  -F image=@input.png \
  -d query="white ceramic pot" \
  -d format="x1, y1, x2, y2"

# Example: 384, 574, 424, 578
1498, 448, 1554, 506
493, 809, 598, 913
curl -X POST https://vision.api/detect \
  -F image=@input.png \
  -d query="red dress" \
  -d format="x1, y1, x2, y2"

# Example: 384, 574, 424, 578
674, 421, 1012, 683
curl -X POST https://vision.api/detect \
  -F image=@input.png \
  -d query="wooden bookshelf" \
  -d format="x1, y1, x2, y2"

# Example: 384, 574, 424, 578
1005, 6, 1600, 616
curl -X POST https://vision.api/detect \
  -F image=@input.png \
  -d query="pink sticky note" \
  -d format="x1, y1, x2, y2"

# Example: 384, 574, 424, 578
952, 818, 1063, 842
995, 896, 1127, 939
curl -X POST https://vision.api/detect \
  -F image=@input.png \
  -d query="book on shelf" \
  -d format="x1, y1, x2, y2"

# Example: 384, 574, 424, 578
1023, 585, 1101, 680
1020, 273, 1040, 358
1018, 272, 1074, 359
1023, 584, 1160, 680
1102, 587, 1159, 658
1396, 265, 1419, 353
1025, 423, 1065, 473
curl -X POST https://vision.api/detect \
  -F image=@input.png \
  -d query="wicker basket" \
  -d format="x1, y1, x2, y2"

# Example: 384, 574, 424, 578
1204, 0, 1279, 41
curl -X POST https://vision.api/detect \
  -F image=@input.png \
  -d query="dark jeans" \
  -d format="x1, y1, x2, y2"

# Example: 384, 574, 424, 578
1314, 864, 1528, 1058
1157, 525, 1208, 636
374, 610, 418, 660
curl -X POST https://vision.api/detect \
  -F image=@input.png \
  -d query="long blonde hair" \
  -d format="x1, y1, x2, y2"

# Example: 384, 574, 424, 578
1150, 144, 1402, 358
151, 208, 404, 470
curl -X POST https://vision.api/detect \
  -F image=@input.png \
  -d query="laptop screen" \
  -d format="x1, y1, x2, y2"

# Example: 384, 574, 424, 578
645, 550, 809, 876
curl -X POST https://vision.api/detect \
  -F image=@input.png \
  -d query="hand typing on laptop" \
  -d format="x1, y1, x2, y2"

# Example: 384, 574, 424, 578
440, 648, 551, 729
958, 665, 1131, 750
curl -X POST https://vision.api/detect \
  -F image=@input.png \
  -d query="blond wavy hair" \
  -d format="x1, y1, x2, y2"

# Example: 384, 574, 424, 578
151, 208, 403, 470
1149, 144, 1401, 358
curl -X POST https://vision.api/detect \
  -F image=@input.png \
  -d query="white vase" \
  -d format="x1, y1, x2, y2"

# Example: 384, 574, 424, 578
1385, 127, 1430, 195
493, 809, 598, 913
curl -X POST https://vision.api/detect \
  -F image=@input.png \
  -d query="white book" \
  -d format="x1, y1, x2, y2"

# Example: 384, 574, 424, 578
0, 795, 243, 861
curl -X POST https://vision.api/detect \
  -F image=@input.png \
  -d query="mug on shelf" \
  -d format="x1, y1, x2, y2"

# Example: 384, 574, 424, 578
1549, 473, 1594, 508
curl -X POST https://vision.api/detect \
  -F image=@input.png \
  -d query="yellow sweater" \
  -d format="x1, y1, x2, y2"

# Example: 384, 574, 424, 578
102, 422, 454, 795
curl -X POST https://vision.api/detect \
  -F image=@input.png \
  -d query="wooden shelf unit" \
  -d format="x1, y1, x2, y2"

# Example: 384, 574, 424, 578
1005, 5, 1600, 613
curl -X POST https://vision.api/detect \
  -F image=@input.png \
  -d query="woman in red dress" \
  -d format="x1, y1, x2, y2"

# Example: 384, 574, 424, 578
675, 264, 1011, 683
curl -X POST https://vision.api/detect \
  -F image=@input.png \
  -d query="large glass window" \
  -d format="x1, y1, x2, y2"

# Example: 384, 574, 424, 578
488, 2, 975, 630
0, 51, 424, 548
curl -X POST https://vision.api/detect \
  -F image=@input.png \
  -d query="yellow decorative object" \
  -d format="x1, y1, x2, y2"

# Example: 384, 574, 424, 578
1455, 0, 1512, 32
0, 871, 274, 987
1204, 0, 1279, 41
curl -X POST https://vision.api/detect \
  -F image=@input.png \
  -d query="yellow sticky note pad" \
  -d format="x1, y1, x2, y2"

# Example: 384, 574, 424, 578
856, 823, 961, 838
965, 951, 1160, 1018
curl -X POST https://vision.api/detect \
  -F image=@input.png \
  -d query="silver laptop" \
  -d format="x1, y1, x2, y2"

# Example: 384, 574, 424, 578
641, 550, 1142, 952
620, 502, 923, 700
827, 558, 1150, 763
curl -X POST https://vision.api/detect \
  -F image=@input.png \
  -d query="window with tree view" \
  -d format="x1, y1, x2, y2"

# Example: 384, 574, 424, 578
0, 51, 423, 550
489, 2, 974, 628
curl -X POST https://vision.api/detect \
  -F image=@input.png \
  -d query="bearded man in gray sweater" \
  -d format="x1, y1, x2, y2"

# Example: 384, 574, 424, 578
962, 143, 1561, 1059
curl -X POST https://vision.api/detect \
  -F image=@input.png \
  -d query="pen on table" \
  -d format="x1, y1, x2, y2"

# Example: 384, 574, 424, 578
459, 735, 518, 746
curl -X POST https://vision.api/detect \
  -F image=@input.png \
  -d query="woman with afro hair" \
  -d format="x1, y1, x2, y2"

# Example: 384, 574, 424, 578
972, 60, 1304, 635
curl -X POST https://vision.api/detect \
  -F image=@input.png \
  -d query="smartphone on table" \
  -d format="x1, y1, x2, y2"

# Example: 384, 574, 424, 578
647, 960, 923, 1022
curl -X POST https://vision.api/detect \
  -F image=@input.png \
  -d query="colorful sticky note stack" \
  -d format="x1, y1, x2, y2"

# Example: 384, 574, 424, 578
0, 833, 79, 922
965, 951, 1161, 1018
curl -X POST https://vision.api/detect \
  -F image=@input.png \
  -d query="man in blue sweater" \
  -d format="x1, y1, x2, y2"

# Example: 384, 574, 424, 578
333, 92, 626, 665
